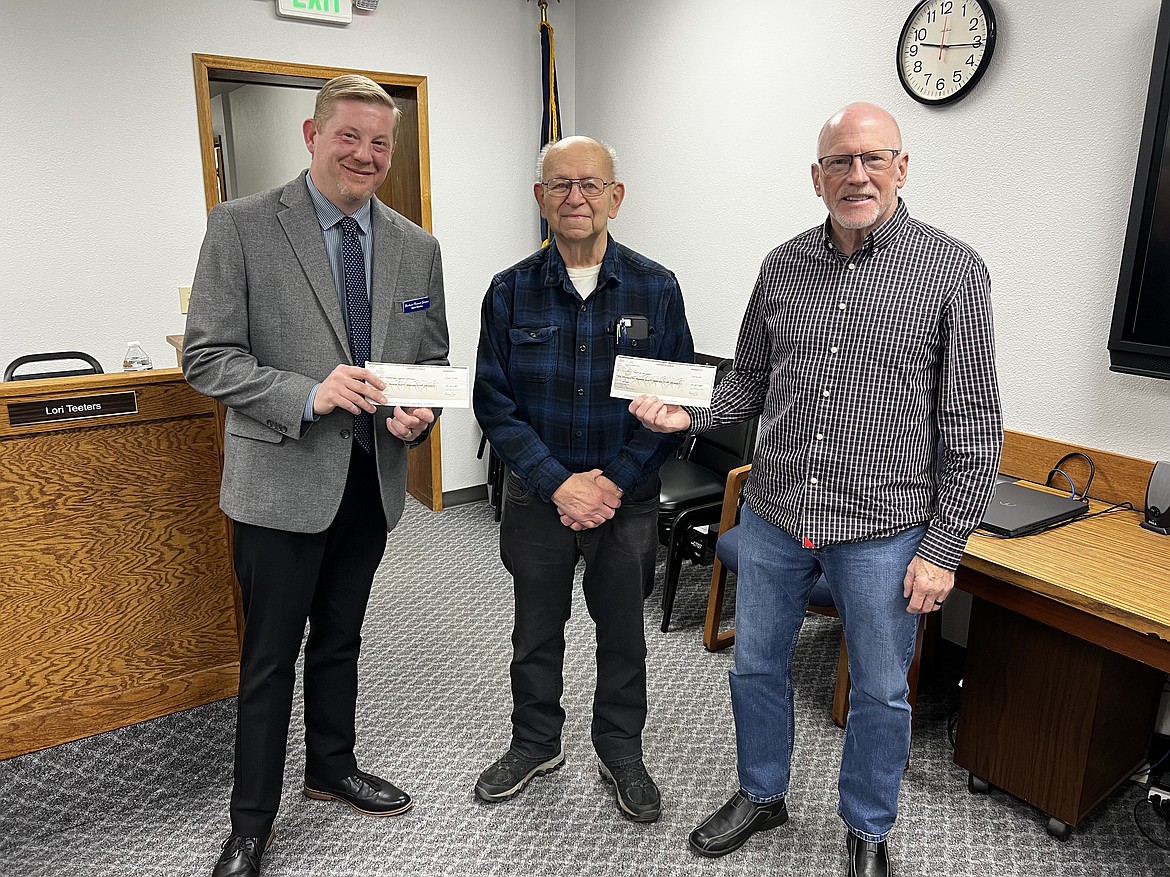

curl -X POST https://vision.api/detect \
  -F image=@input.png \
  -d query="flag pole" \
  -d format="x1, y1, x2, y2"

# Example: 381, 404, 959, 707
533, 0, 561, 245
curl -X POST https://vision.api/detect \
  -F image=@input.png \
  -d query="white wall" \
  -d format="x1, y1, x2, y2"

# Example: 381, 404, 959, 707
227, 84, 318, 198
4, 0, 1168, 495
0, 0, 577, 492
575, 0, 1170, 463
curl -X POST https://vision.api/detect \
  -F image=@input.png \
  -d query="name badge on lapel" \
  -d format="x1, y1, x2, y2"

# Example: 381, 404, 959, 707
402, 296, 430, 313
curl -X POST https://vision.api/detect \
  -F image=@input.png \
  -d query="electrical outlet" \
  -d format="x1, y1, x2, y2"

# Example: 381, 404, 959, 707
178, 285, 192, 314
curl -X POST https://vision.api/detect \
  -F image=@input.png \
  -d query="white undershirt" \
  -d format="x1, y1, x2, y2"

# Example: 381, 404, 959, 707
566, 263, 603, 299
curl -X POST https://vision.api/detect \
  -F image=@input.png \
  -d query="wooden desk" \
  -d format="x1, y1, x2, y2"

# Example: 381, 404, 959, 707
0, 369, 239, 759
954, 431, 1169, 839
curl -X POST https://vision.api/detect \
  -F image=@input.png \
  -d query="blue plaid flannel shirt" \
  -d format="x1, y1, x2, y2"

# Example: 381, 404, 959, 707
474, 235, 695, 501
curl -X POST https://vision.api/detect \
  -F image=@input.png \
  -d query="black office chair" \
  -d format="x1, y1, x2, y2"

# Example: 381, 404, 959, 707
655, 357, 758, 632
477, 433, 507, 522
3, 351, 103, 381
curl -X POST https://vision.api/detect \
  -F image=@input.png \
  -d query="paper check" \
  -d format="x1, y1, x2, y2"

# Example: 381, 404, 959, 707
609, 356, 717, 407
366, 362, 469, 408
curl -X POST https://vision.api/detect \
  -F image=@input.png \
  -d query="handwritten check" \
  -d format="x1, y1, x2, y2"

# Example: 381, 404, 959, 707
609, 356, 717, 408
366, 362, 469, 408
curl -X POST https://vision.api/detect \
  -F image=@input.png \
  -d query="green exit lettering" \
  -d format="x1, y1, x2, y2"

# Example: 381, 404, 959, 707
292, 0, 342, 10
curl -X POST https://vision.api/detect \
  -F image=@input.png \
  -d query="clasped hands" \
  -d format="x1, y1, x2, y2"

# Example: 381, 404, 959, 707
314, 364, 434, 442
553, 470, 623, 531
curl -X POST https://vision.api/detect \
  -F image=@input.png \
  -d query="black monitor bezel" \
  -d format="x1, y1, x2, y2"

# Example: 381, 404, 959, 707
1109, 0, 1170, 380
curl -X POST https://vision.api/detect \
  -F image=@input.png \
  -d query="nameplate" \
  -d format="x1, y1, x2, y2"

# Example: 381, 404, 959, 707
8, 392, 139, 427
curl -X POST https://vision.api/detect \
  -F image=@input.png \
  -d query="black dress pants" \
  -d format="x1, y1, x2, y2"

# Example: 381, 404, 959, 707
228, 446, 387, 837
499, 471, 660, 766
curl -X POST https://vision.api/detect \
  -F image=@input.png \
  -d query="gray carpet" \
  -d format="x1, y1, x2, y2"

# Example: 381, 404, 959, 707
1, 499, 1168, 876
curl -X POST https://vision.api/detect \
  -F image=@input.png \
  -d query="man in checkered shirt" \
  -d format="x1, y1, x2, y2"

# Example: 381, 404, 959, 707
631, 103, 1002, 877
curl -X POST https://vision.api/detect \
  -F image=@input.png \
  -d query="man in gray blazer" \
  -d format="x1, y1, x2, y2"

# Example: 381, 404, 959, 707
183, 74, 449, 877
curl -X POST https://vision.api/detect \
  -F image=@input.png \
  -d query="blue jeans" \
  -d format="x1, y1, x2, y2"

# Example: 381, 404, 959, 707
731, 504, 926, 842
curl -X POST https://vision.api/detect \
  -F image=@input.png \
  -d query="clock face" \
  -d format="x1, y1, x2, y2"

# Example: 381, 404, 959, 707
897, 0, 997, 105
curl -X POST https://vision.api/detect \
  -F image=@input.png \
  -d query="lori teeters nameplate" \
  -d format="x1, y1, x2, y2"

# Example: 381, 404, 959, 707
8, 392, 139, 427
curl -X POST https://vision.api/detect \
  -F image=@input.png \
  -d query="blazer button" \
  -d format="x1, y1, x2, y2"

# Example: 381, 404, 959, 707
341, 429, 351, 439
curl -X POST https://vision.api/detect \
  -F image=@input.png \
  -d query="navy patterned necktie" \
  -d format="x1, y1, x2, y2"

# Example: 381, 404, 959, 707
340, 217, 374, 453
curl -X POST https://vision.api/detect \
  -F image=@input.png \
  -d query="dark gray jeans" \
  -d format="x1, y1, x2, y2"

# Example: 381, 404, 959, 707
499, 471, 660, 766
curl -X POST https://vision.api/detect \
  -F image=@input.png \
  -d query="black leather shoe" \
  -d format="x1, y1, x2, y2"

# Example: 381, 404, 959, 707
303, 769, 412, 816
475, 749, 565, 801
210, 829, 274, 877
598, 759, 661, 823
846, 831, 891, 877
689, 790, 789, 857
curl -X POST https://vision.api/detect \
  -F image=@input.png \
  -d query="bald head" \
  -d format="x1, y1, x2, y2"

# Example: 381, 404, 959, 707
534, 135, 626, 266
811, 102, 909, 254
817, 102, 902, 159
537, 135, 619, 181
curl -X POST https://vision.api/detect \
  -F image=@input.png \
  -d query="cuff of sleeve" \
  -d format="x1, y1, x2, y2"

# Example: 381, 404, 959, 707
602, 459, 640, 495
685, 405, 712, 433
916, 525, 969, 571
303, 384, 321, 422
530, 457, 574, 503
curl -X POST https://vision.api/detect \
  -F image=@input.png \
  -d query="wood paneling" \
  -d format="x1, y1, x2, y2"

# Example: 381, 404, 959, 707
0, 369, 238, 759
1000, 429, 1154, 509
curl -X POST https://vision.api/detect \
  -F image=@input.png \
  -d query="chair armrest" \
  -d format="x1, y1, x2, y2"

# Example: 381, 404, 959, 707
716, 464, 753, 535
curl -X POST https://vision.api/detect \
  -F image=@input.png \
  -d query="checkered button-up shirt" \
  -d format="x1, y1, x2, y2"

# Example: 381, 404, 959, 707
690, 200, 1002, 570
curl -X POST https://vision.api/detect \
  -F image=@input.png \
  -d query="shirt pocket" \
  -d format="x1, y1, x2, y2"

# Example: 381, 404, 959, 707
508, 326, 559, 383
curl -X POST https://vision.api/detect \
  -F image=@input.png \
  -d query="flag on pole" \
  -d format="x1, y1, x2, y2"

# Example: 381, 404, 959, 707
539, 11, 561, 246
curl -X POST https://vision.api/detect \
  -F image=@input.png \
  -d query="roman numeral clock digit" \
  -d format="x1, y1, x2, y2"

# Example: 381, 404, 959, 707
897, 0, 997, 105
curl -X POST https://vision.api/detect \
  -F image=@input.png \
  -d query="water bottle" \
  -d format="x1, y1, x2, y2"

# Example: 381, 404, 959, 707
122, 341, 153, 372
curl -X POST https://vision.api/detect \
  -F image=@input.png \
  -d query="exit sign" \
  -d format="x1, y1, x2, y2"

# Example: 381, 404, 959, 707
277, 0, 352, 25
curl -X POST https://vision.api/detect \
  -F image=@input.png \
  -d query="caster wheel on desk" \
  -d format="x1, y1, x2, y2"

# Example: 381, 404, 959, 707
1046, 817, 1072, 841
968, 773, 990, 794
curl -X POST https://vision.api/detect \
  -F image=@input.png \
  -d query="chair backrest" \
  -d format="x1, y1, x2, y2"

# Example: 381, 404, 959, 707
688, 416, 757, 476
683, 357, 757, 476
4, 351, 103, 381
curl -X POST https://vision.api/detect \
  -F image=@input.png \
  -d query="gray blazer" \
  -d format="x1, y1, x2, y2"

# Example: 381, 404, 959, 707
183, 175, 449, 534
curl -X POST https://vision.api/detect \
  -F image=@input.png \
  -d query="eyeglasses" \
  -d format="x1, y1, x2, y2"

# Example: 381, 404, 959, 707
541, 177, 616, 198
817, 150, 901, 176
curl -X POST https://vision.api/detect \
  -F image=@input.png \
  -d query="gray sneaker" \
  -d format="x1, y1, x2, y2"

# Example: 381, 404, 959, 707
474, 749, 565, 801
599, 759, 661, 822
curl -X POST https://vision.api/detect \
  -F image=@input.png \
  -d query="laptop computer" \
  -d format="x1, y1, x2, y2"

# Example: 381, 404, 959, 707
979, 480, 1090, 537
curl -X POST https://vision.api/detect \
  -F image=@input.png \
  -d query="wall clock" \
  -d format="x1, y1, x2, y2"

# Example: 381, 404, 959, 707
897, 0, 997, 105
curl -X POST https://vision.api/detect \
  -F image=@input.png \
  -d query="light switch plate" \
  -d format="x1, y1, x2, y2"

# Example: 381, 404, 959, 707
179, 285, 192, 314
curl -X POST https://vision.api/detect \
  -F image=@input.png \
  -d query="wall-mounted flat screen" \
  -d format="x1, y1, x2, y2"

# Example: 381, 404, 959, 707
1110, 0, 1170, 379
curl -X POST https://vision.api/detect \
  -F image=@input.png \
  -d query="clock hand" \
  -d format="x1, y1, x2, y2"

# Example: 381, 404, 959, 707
920, 41, 981, 48
938, 16, 949, 61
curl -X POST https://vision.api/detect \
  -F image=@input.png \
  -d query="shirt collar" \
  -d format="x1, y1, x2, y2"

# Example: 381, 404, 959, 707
543, 234, 622, 293
304, 170, 373, 234
819, 197, 909, 258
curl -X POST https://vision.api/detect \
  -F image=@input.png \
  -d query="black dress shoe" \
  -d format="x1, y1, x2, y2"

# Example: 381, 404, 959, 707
846, 831, 891, 877
303, 769, 412, 816
688, 790, 788, 857
210, 828, 274, 877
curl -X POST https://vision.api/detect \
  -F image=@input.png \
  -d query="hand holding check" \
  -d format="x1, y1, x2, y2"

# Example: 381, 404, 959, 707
628, 394, 693, 434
